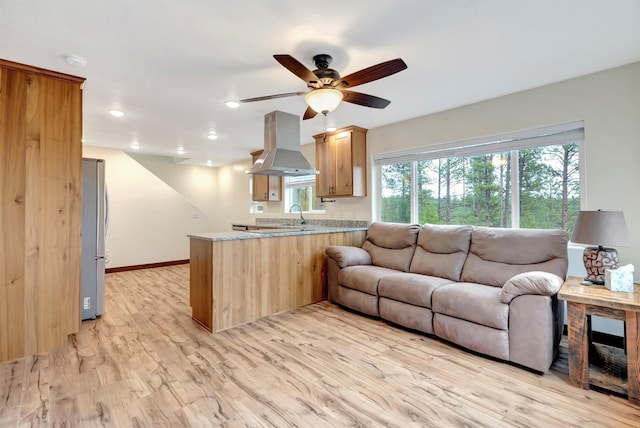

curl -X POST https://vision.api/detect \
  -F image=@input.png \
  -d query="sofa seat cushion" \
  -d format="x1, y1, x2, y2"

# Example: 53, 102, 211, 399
378, 273, 454, 308
338, 265, 398, 295
432, 282, 509, 330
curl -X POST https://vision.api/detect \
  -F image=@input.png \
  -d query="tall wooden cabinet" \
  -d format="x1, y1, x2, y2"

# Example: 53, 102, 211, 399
314, 126, 367, 197
0, 59, 85, 362
251, 150, 282, 201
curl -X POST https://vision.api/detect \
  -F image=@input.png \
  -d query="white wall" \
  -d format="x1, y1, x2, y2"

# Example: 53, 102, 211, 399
82, 147, 211, 268
128, 153, 220, 228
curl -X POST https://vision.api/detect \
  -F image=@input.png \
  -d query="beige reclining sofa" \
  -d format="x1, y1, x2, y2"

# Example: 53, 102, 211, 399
325, 222, 569, 373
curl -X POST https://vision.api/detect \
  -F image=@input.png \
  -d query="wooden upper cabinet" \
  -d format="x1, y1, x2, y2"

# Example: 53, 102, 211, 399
0, 59, 84, 363
314, 126, 367, 197
250, 150, 282, 201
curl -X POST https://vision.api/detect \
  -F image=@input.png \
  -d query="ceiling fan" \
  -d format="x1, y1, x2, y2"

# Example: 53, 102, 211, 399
238, 54, 408, 120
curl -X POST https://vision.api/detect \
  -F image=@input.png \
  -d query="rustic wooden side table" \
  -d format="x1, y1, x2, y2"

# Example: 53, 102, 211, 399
558, 276, 640, 406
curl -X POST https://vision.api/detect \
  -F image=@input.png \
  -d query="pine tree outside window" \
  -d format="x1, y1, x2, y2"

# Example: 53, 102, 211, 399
377, 122, 582, 235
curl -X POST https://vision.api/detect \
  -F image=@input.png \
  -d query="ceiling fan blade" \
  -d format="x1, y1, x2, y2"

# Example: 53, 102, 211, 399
341, 90, 391, 109
274, 54, 320, 85
239, 91, 306, 103
333, 58, 407, 88
303, 106, 318, 120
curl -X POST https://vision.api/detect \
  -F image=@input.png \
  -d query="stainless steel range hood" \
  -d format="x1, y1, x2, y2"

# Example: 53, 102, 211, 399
248, 111, 318, 176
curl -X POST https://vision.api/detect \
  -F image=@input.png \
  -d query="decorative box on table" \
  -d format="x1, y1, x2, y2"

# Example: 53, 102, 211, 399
605, 264, 635, 292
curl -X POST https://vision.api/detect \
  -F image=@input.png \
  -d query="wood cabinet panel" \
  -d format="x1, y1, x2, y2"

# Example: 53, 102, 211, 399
314, 126, 367, 197
189, 230, 366, 333
190, 238, 213, 332
0, 59, 84, 362
251, 150, 281, 201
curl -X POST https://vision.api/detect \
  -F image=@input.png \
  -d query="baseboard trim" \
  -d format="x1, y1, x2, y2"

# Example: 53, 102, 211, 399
106, 259, 189, 274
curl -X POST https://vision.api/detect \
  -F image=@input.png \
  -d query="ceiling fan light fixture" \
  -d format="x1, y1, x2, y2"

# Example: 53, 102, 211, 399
305, 88, 343, 115
225, 100, 240, 109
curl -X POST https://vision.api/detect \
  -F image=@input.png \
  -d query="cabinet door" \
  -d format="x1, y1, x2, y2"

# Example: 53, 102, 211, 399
251, 150, 281, 201
315, 135, 335, 197
252, 174, 270, 201
332, 132, 353, 196
314, 126, 367, 198
266, 176, 281, 201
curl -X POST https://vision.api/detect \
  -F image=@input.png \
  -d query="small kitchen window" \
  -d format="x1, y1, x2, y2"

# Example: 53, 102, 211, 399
284, 175, 325, 213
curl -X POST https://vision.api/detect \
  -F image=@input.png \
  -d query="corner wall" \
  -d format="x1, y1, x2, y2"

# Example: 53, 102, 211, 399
82, 146, 211, 268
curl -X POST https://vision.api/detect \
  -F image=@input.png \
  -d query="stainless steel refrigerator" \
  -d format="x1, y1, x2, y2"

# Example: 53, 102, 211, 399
81, 158, 107, 320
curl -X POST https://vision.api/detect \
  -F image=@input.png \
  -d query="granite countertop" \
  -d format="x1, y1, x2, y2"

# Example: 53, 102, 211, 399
188, 225, 368, 242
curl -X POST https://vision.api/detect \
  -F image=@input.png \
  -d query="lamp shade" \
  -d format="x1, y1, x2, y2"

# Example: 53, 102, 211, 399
304, 89, 343, 114
571, 210, 631, 247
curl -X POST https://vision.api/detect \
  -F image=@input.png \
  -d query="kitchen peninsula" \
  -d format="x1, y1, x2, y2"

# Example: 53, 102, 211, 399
188, 222, 367, 333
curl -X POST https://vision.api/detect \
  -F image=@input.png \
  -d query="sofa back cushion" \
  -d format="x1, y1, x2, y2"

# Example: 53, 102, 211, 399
460, 226, 569, 287
410, 224, 473, 281
361, 222, 420, 272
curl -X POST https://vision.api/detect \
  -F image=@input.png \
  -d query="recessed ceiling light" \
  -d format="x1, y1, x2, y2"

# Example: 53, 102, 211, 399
130, 142, 140, 150
326, 126, 337, 132
108, 109, 124, 117
176, 146, 185, 155
207, 133, 218, 140
225, 100, 240, 109
206, 160, 213, 167
64, 54, 87, 68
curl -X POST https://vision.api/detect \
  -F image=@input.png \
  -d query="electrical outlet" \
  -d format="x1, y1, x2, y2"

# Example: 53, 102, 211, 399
83, 297, 90, 310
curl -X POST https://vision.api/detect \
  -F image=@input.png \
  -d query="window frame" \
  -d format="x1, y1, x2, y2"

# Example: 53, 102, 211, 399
375, 121, 584, 226
283, 174, 325, 213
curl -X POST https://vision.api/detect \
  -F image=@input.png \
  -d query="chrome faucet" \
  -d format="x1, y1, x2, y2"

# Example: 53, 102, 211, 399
289, 204, 306, 225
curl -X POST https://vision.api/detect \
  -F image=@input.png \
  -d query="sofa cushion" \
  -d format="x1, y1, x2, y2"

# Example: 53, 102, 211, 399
326, 245, 372, 268
460, 227, 569, 287
500, 271, 564, 303
432, 282, 509, 330
338, 265, 398, 295
410, 224, 472, 281
361, 222, 420, 272
378, 272, 454, 308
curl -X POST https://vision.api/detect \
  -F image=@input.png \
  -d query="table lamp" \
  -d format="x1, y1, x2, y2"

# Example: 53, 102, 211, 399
571, 210, 631, 284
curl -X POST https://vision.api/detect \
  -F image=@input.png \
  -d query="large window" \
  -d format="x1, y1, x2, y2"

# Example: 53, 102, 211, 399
284, 175, 325, 212
378, 123, 582, 234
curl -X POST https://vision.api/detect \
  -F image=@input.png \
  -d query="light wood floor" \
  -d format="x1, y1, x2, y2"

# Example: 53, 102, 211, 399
1, 265, 639, 427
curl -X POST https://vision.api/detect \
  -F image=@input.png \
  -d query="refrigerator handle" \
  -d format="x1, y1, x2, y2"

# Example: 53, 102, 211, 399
96, 160, 106, 258
105, 184, 110, 234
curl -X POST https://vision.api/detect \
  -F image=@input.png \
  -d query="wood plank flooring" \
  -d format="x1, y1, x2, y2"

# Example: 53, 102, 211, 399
1, 265, 639, 427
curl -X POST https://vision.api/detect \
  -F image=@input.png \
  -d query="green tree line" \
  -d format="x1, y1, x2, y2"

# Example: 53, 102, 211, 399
381, 143, 580, 233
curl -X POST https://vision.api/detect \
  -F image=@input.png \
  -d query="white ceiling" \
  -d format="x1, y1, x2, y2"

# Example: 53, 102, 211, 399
2, 1, 639, 167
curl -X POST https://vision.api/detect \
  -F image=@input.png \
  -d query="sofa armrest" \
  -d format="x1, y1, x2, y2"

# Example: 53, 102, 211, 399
500, 271, 564, 303
325, 246, 372, 268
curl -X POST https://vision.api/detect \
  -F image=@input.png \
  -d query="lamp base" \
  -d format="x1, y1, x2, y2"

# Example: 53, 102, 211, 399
582, 246, 619, 285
